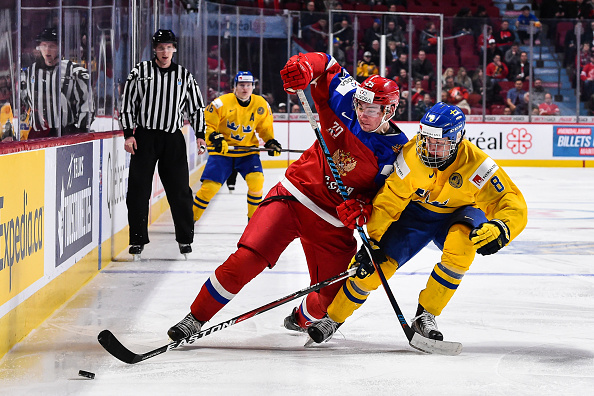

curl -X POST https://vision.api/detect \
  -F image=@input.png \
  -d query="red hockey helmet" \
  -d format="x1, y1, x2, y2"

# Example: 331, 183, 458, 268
354, 75, 400, 106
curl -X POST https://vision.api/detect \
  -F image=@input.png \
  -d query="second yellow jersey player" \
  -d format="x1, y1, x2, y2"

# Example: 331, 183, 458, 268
307, 102, 528, 345
194, 71, 281, 222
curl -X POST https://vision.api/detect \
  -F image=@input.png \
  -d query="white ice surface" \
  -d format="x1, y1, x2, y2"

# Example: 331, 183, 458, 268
1, 167, 593, 395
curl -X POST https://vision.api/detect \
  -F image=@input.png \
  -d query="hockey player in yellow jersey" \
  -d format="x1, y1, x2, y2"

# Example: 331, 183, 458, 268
193, 71, 281, 222
307, 102, 528, 345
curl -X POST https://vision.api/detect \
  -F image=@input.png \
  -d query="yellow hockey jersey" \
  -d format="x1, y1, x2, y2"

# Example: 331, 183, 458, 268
367, 139, 528, 243
205, 93, 274, 157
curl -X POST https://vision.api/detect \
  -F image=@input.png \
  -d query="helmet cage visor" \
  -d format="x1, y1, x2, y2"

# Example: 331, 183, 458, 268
416, 124, 461, 168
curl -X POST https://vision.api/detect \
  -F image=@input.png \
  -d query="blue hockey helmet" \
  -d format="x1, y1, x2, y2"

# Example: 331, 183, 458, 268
234, 71, 255, 86
416, 102, 466, 168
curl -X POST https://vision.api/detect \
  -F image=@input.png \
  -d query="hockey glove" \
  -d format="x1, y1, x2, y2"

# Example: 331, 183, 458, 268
349, 239, 386, 279
337, 197, 372, 230
264, 138, 282, 156
469, 219, 510, 256
281, 53, 314, 93
209, 131, 228, 154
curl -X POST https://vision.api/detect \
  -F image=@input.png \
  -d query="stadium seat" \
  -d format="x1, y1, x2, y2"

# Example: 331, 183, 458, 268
556, 21, 574, 52
498, 81, 515, 91
443, 53, 460, 69
460, 53, 480, 70
489, 104, 506, 115
468, 93, 482, 107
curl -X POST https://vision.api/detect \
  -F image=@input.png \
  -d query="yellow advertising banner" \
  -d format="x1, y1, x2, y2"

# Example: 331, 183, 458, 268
0, 151, 45, 306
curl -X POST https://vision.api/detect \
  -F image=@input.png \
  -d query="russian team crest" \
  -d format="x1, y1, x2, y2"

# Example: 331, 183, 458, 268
332, 149, 357, 176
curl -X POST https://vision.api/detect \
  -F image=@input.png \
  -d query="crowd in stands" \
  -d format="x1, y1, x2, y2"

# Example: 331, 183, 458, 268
204, 0, 594, 117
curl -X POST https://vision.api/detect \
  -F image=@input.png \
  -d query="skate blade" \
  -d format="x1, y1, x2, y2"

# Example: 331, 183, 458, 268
409, 333, 463, 356
304, 337, 316, 348
132, 254, 141, 262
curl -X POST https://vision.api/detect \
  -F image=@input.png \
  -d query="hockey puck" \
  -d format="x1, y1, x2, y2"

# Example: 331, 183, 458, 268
78, 370, 95, 379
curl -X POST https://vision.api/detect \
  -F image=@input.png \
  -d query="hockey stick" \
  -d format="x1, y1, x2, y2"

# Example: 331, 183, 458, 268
206, 145, 306, 153
98, 266, 357, 364
295, 90, 461, 356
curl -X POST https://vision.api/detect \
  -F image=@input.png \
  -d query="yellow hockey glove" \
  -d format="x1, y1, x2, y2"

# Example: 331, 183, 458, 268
469, 219, 510, 256
209, 131, 228, 154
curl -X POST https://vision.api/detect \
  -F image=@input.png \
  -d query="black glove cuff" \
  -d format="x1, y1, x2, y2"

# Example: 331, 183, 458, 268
195, 131, 205, 140
123, 129, 134, 139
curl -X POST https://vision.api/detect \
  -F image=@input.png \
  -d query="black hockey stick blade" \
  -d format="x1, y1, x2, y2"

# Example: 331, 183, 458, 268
98, 267, 357, 364
98, 329, 149, 364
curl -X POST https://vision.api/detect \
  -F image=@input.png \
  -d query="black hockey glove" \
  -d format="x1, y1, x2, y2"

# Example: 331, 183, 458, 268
264, 138, 282, 156
349, 239, 386, 279
469, 219, 510, 256
209, 131, 229, 154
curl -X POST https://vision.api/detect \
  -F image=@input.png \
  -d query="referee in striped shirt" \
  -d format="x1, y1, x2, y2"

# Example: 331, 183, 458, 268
21, 27, 92, 139
120, 29, 206, 257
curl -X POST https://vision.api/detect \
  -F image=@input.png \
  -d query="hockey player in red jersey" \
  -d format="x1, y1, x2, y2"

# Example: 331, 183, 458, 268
168, 52, 409, 341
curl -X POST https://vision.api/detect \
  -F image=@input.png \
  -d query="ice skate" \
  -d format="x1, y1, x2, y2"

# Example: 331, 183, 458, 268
411, 304, 443, 341
179, 243, 192, 259
283, 307, 307, 333
307, 315, 341, 344
129, 245, 144, 261
168, 313, 204, 341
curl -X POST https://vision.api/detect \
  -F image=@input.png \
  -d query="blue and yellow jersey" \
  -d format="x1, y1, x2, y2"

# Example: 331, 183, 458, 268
205, 93, 274, 157
367, 139, 528, 242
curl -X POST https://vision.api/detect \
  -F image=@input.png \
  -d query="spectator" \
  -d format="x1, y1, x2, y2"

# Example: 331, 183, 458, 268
442, 67, 455, 82
334, 18, 354, 50
495, 20, 516, 54
577, 0, 594, 20
412, 50, 434, 84
389, 52, 408, 79
291, 103, 302, 113
393, 68, 409, 92
532, 78, 548, 106
411, 79, 426, 106
368, 39, 382, 68
453, 7, 474, 36
444, 76, 471, 114
472, 67, 485, 97
300, 1, 319, 30
364, 18, 382, 49
413, 92, 434, 120
332, 37, 346, 66
503, 106, 512, 115
524, 92, 540, 115
486, 54, 509, 83
455, 66, 473, 93
277, 103, 287, 113
207, 45, 227, 76
506, 79, 527, 115
582, 21, 594, 49
580, 53, 594, 99
515, 5, 541, 45
394, 97, 409, 121
509, 51, 531, 82
477, 25, 494, 53
356, 51, 379, 83
307, 18, 329, 52
387, 40, 399, 65
539, 93, 561, 115
505, 42, 522, 66
546, 0, 570, 40
485, 38, 504, 65
385, 20, 407, 55
419, 22, 438, 54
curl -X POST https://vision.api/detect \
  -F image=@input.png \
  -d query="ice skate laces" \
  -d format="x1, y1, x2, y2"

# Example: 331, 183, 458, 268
412, 310, 439, 336
173, 313, 202, 338
309, 316, 340, 343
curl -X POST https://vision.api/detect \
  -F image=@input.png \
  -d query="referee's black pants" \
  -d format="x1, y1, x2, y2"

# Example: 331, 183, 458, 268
126, 128, 194, 246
